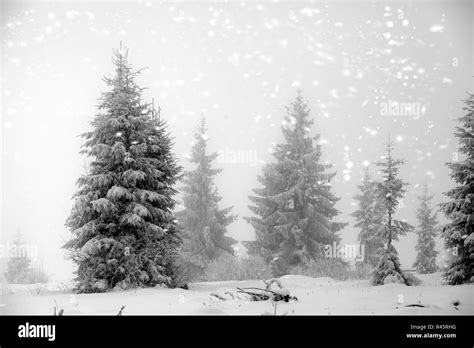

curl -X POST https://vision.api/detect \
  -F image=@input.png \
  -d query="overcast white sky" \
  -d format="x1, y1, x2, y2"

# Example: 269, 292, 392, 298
1, 0, 473, 280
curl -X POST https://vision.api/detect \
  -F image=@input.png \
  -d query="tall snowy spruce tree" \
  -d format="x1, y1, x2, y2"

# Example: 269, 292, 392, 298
64, 47, 182, 293
244, 91, 345, 276
371, 137, 417, 286
440, 93, 474, 284
351, 167, 385, 267
413, 183, 438, 274
176, 117, 237, 281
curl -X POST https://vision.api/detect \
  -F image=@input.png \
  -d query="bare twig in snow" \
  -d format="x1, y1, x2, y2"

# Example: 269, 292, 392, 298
210, 293, 226, 301
117, 305, 126, 315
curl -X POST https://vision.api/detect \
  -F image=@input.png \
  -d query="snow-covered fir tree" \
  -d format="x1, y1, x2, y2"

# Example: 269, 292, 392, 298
244, 91, 345, 276
440, 93, 474, 284
351, 167, 385, 267
413, 183, 438, 274
371, 137, 417, 286
176, 117, 237, 282
64, 46, 182, 293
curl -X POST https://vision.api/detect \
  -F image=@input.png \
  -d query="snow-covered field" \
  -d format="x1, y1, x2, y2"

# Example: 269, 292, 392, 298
1, 273, 472, 315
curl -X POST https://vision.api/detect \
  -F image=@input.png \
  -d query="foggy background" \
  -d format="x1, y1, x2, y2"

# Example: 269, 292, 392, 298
1, 0, 473, 281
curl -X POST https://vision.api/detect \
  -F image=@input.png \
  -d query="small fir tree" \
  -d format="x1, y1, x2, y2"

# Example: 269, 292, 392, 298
371, 137, 417, 286
413, 183, 439, 274
5, 234, 32, 284
351, 167, 385, 267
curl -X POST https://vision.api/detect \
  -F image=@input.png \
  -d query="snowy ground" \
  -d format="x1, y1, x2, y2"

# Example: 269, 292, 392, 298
1, 273, 472, 315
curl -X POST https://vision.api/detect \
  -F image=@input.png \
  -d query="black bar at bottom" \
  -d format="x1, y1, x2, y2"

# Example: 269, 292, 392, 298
0, 315, 472, 346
